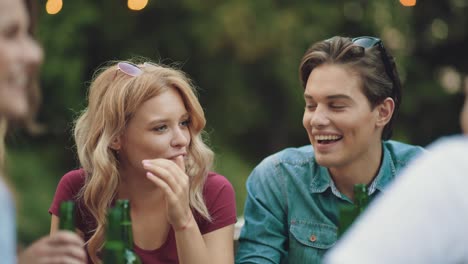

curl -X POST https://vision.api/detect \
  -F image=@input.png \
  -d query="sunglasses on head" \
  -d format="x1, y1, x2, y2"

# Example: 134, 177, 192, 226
116, 61, 158, 77
117, 62, 142, 77
351, 36, 399, 93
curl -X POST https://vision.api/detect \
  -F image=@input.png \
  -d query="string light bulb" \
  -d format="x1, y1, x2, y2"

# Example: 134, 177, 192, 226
400, 0, 416, 7
128, 0, 148, 11
45, 0, 63, 15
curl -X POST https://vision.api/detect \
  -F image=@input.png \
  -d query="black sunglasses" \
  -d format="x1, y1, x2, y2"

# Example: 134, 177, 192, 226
352, 36, 400, 96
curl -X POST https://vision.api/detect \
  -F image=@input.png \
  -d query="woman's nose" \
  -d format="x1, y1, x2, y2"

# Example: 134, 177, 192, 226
171, 127, 189, 147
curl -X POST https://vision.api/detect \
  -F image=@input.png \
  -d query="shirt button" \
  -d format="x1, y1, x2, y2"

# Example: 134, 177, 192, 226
309, 235, 317, 242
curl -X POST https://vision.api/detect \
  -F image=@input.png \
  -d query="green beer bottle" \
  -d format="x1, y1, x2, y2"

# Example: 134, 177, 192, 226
59, 201, 75, 231
354, 184, 369, 214
116, 200, 142, 264
103, 207, 125, 264
337, 184, 369, 237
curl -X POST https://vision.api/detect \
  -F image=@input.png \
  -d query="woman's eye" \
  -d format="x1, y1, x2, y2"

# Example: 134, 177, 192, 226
180, 119, 191, 127
153, 125, 167, 132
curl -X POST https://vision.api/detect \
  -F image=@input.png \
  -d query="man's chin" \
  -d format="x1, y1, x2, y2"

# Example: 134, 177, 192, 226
314, 155, 341, 168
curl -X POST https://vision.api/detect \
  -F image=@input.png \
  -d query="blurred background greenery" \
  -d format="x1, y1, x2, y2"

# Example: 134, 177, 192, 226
6, 0, 467, 246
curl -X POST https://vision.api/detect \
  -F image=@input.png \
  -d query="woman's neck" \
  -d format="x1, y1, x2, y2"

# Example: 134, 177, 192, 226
116, 167, 165, 210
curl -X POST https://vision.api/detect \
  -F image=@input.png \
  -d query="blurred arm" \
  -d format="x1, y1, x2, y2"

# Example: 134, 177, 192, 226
324, 137, 468, 264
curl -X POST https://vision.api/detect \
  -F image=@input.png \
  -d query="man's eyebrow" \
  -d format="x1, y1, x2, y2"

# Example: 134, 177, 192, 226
326, 94, 352, 100
304, 94, 353, 100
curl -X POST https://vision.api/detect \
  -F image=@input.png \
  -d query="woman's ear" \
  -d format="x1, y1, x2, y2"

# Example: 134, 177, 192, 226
376, 97, 395, 128
109, 136, 121, 151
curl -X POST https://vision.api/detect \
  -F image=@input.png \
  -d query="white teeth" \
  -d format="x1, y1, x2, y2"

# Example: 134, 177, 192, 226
315, 135, 341, 141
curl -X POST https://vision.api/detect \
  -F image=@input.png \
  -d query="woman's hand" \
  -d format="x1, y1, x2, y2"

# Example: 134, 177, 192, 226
18, 231, 86, 264
142, 156, 193, 230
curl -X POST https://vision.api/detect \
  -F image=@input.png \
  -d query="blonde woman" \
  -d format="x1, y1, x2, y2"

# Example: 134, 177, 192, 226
49, 61, 237, 263
1, 0, 86, 263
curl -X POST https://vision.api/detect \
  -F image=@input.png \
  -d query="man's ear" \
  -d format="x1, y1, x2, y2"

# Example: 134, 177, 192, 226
109, 136, 121, 151
376, 97, 395, 128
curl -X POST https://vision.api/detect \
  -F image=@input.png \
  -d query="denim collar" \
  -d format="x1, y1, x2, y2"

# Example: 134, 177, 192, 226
309, 142, 396, 198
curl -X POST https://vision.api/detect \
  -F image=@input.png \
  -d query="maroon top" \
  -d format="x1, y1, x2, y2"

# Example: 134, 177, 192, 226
49, 169, 237, 264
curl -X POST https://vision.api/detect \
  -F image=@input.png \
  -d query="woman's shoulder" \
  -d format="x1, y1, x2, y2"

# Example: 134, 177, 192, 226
55, 168, 86, 196
204, 171, 233, 191
50, 169, 86, 216
199, 172, 237, 233
60, 168, 86, 186
202, 171, 235, 203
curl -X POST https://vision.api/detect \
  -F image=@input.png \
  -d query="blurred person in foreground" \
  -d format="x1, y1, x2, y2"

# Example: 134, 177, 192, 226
49, 60, 237, 263
324, 74, 468, 263
0, 0, 86, 263
235, 36, 424, 263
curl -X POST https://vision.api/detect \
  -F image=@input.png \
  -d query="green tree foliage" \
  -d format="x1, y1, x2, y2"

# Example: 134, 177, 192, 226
8, 0, 467, 245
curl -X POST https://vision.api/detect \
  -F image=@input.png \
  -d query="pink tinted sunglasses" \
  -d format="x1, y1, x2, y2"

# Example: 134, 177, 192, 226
117, 62, 143, 77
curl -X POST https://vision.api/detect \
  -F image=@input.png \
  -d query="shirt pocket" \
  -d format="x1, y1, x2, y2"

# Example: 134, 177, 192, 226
289, 220, 337, 261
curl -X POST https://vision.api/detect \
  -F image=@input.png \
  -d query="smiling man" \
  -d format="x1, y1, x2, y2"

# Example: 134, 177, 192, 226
235, 36, 424, 264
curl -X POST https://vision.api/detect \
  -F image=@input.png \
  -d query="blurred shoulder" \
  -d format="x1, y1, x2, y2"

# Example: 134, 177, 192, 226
425, 135, 468, 161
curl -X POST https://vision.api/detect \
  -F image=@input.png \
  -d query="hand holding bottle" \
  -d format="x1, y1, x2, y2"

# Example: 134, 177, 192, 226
17, 231, 86, 264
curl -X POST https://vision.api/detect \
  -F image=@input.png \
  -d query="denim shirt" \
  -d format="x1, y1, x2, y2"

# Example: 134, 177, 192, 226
235, 140, 424, 264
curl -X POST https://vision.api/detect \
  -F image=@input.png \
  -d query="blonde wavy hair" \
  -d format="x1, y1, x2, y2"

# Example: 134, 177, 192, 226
74, 60, 214, 263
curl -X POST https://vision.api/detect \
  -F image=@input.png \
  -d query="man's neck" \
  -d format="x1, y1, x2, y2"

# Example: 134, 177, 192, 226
329, 144, 383, 200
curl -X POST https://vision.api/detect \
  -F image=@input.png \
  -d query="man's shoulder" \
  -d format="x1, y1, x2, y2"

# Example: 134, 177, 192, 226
384, 140, 425, 162
248, 145, 316, 185
262, 145, 314, 166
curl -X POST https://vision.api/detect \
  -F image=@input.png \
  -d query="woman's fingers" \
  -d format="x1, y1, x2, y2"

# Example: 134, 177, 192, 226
174, 155, 185, 171
142, 159, 188, 189
146, 171, 178, 201
143, 160, 182, 193
143, 158, 191, 227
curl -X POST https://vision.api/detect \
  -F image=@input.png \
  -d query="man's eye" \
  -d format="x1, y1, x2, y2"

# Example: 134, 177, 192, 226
330, 104, 346, 109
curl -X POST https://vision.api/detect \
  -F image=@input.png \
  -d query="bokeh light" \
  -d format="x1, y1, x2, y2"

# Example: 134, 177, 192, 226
400, 0, 416, 6
128, 0, 149, 11
439, 66, 462, 94
45, 0, 63, 15
431, 18, 449, 40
